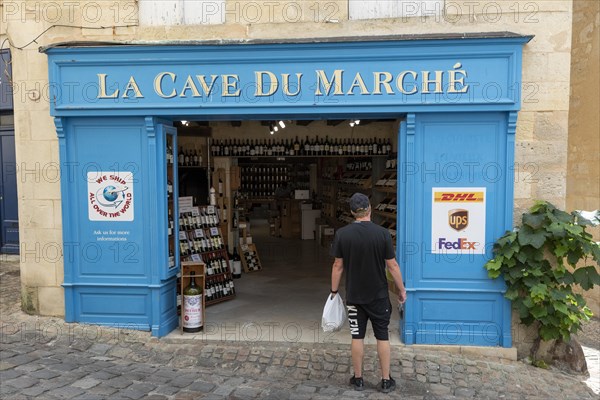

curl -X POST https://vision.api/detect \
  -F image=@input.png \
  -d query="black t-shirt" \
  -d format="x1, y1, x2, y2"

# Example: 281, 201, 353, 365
330, 221, 395, 304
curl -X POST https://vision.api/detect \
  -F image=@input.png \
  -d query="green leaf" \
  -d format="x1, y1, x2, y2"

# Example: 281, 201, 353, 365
531, 305, 548, 319
485, 258, 502, 272
547, 222, 567, 238
518, 225, 547, 249
523, 212, 546, 230
530, 201, 551, 214
553, 244, 569, 258
553, 209, 573, 224
553, 302, 569, 315
530, 284, 547, 302
573, 266, 600, 290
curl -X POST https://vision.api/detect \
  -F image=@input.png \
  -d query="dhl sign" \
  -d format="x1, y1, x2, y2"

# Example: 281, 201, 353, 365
434, 191, 484, 203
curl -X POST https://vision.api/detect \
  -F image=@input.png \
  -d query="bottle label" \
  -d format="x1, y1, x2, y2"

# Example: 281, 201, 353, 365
183, 294, 202, 328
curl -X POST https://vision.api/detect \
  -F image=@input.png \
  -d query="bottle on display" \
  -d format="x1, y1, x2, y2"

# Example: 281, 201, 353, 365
178, 147, 185, 166
232, 248, 242, 279
209, 186, 216, 206
182, 271, 203, 333
222, 204, 228, 225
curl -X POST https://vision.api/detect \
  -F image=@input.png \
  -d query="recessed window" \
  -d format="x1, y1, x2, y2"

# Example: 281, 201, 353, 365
139, 0, 225, 26
349, 0, 444, 20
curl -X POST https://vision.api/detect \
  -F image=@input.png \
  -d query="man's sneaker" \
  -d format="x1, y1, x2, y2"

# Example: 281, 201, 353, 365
378, 376, 396, 393
349, 375, 365, 391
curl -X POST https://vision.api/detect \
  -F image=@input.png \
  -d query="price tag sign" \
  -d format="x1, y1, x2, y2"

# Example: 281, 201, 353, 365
210, 227, 219, 236
178, 231, 187, 240
195, 229, 204, 238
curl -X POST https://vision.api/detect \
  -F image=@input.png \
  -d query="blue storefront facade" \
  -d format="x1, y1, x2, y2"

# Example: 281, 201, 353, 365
44, 33, 531, 345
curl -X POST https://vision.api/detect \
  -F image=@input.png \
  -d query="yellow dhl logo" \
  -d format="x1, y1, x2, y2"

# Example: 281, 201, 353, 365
434, 192, 484, 202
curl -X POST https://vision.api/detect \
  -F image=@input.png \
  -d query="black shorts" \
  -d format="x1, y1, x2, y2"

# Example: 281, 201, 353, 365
346, 297, 392, 341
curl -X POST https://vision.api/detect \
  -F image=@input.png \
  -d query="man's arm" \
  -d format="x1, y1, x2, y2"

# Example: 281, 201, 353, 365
331, 257, 344, 295
385, 258, 407, 304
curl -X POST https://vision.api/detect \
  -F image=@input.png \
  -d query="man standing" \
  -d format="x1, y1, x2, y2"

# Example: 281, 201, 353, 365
330, 193, 407, 393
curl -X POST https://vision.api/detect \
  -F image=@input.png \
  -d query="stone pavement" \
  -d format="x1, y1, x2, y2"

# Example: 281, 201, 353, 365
1, 256, 598, 399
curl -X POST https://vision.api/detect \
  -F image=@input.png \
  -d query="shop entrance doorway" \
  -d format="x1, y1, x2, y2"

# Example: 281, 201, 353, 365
166, 118, 403, 344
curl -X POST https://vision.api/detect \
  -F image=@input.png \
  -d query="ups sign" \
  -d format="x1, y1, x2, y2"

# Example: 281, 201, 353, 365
448, 209, 468, 231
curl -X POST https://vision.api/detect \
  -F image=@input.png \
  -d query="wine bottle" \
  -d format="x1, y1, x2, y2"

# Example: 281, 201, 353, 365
182, 271, 203, 333
232, 248, 242, 279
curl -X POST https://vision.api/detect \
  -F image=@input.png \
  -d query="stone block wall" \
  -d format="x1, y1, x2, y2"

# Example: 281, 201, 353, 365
1, 1, 575, 320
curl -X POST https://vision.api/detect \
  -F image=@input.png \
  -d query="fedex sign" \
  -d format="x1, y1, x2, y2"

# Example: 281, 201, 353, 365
438, 237, 477, 250
431, 188, 486, 254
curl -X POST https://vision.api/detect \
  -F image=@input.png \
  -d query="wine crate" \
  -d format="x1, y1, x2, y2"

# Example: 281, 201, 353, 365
239, 243, 262, 273
180, 261, 206, 334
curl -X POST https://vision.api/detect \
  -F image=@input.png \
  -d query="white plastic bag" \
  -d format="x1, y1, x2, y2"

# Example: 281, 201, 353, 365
321, 293, 346, 332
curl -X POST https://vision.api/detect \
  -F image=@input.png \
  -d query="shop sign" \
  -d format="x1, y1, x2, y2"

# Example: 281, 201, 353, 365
87, 172, 134, 221
431, 188, 486, 254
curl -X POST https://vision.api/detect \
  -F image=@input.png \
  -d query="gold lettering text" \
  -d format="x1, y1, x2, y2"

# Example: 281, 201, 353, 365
396, 71, 418, 95
347, 73, 369, 95
97, 74, 118, 98
373, 72, 394, 95
255, 71, 279, 96
122, 76, 144, 98
421, 70, 444, 94
282, 73, 303, 96
448, 63, 469, 93
222, 75, 241, 97
180, 75, 201, 97
196, 75, 218, 97
154, 72, 177, 98
315, 70, 344, 96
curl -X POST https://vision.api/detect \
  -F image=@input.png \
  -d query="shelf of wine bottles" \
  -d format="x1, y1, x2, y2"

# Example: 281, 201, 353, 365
211, 136, 393, 157
239, 164, 310, 199
239, 244, 262, 272
205, 274, 236, 305
176, 145, 203, 167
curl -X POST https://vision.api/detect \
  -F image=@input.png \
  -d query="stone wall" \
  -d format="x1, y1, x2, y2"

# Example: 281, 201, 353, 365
567, 0, 600, 316
1, 1, 574, 319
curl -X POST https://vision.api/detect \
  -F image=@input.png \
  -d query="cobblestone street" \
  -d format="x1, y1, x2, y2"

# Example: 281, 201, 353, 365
2, 256, 598, 399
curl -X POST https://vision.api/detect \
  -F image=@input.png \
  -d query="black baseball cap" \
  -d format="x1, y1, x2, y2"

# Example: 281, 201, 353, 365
349, 193, 370, 212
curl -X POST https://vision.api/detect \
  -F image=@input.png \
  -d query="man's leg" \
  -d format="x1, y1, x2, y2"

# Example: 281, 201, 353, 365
376, 339, 391, 379
351, 339, 364, 377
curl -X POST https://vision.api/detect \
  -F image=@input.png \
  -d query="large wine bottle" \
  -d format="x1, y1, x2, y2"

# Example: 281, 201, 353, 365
182, 271, 203, 333
232, 248, 242, 279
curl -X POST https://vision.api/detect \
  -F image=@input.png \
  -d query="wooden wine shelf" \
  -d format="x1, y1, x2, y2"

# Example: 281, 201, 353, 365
373, 186, 397, 193
206, 294, 236, 306
373, 210, 398, 220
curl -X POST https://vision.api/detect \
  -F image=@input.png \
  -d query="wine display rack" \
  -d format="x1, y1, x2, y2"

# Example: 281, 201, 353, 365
212, 136, 393, 158
177, 205, 236, 307
239, 243, 262, 273
373, 165, 398, 246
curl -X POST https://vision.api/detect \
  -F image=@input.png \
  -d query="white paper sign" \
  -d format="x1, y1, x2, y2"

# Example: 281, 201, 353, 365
431, 187, 486, 254
179, 196, 194, 214
88, 172, 134, 221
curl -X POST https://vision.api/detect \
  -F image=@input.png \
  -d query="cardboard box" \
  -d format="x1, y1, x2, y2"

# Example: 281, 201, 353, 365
300, 202, 313, 210
294, 190, 310, 199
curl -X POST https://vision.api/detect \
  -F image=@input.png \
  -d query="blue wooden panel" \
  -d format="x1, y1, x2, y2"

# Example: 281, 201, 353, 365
409, 291, 506, 346
65, 118, 149, 283
75, 286, 150, 329
0, 128, 19, 253
45, 37, 530, 117
401, 112, 512, 347
0, 50, 13, 111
